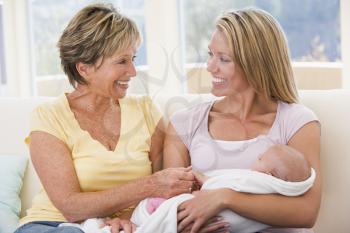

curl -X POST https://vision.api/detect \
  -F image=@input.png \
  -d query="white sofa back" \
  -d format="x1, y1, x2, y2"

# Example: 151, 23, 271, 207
0, 90, 349, 233
0, 97, 55, 221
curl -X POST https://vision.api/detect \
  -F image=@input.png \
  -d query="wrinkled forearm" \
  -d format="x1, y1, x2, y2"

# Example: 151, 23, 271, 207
58, 175, 156, 222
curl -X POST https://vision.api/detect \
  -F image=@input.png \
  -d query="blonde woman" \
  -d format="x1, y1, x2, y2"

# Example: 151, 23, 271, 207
15, 3, 194, 233
164, 8, 321, 233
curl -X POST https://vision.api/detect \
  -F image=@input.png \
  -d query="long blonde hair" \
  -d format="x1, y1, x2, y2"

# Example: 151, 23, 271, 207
216, 8, 298, 103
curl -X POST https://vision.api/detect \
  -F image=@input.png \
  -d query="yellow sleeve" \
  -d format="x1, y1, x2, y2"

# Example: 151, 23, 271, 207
141, 96, 163, 136
25, 103, 67, 145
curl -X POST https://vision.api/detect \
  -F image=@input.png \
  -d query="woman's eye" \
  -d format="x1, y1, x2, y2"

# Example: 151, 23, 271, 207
220, 57, 231, 62
116, 56, 136, 64
117, 59, 127, 64
208, 51, 213, 57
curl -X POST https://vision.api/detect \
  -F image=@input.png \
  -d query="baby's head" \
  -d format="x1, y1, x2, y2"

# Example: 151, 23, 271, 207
251, 144, 311, 182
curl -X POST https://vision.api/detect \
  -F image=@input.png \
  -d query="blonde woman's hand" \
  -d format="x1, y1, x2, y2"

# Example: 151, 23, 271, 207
179, 216, 230, 233
151, 166, 195, 198
177, 189, 227, 233
104, 217, 136, 233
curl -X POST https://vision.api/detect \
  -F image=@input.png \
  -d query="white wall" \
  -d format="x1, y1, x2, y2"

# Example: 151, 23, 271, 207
341, 0, 350, 88
144, 0, 185, 95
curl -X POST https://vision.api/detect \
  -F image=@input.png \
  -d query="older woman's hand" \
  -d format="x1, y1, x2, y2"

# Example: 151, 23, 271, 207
104, 217, 136, 233
177, 189, 228, 233
151, 167, 195, 198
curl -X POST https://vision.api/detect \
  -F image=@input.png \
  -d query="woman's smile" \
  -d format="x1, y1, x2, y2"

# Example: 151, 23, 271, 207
114, 80, 130, 90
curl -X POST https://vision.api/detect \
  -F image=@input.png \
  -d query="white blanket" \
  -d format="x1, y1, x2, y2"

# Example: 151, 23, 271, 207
61, 168, 316, 233
131, 168, 316, 233
59, 218, 111, 233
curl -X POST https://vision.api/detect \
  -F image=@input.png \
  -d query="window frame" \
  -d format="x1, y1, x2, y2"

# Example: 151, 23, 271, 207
2, 0, 33, 96
0, 1, 7, 95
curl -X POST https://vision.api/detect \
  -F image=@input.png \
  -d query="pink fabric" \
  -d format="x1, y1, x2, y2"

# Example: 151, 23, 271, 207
146, 197, 166, 214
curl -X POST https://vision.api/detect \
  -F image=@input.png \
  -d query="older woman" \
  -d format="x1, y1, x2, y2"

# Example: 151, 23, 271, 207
164, 8, 321, 233
15, 3, 194, 233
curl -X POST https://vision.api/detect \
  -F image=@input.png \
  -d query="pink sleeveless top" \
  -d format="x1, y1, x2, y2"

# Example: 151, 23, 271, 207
171, 100, 319, 233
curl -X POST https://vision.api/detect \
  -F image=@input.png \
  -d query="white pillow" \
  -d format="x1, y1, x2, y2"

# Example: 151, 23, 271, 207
0, 155, 28, 233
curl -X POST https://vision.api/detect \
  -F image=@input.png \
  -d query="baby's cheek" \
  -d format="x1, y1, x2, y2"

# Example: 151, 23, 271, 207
251, 162, 270, 174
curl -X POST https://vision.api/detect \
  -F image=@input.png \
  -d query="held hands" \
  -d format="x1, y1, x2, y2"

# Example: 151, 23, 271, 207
151, 168, 230, 232
151, 166, 195, 198
104, 217, 136, 233
191, 170, 210, 191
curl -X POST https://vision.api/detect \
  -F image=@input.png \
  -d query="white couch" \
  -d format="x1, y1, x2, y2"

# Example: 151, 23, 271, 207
0, 90, 349, 233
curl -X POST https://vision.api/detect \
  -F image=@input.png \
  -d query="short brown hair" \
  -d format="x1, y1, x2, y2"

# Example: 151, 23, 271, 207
216, 8, 298, 103
58, 3, 141, 88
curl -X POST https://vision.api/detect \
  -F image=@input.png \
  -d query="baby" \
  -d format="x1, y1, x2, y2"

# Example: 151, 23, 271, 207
129, 144, 315, 233
146, 144, 312, 215
250, 144, 311, 182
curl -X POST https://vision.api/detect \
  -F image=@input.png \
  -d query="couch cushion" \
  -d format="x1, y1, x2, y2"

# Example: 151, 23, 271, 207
0, 155, 28, 233
299, 89, 350, 233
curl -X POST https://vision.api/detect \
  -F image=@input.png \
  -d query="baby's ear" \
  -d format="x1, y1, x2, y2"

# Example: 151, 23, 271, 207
266, 171, 273, 176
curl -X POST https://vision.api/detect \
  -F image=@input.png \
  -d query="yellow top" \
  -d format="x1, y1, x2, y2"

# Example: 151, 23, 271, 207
21, 94, 162, 224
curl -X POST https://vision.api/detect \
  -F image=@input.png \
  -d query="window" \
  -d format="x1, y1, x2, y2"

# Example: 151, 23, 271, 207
0, 2, 7, 96
182, 0, 340, 64
2, 0, 347, 96
29, 0, 146, 80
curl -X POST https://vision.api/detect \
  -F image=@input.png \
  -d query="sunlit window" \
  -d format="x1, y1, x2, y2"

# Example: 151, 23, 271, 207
29, 0, 146, 80
182, 0, 340, 63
